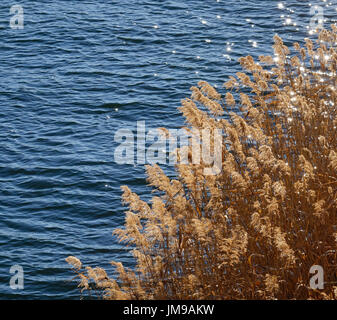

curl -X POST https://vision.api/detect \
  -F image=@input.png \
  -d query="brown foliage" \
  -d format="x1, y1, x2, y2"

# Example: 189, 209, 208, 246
67, 26, 337, 300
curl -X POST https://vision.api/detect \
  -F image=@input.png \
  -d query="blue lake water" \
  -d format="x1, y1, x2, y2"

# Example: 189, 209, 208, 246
0, 0, 336, 299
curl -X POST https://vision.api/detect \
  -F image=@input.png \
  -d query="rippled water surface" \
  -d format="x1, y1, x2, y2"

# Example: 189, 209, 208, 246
0, 0, 336, 299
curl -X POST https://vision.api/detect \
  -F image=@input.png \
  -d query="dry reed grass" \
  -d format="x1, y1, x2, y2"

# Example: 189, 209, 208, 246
66, 26, 337, 300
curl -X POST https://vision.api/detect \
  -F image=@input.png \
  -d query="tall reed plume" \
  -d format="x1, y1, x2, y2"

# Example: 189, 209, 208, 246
66, 26, 337, 300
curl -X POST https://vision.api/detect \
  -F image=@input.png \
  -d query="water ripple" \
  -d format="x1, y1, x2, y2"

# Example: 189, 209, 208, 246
0, 0, 335, 299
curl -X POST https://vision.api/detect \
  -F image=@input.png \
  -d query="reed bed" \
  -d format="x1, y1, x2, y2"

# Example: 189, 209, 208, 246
66, 26, 337, 300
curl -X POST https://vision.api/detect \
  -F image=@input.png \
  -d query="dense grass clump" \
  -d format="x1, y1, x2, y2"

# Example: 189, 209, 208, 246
67, 26, 337, 300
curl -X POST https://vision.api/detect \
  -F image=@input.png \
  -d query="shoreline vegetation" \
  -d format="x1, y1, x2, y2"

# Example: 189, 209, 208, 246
66, 25, 337, 300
